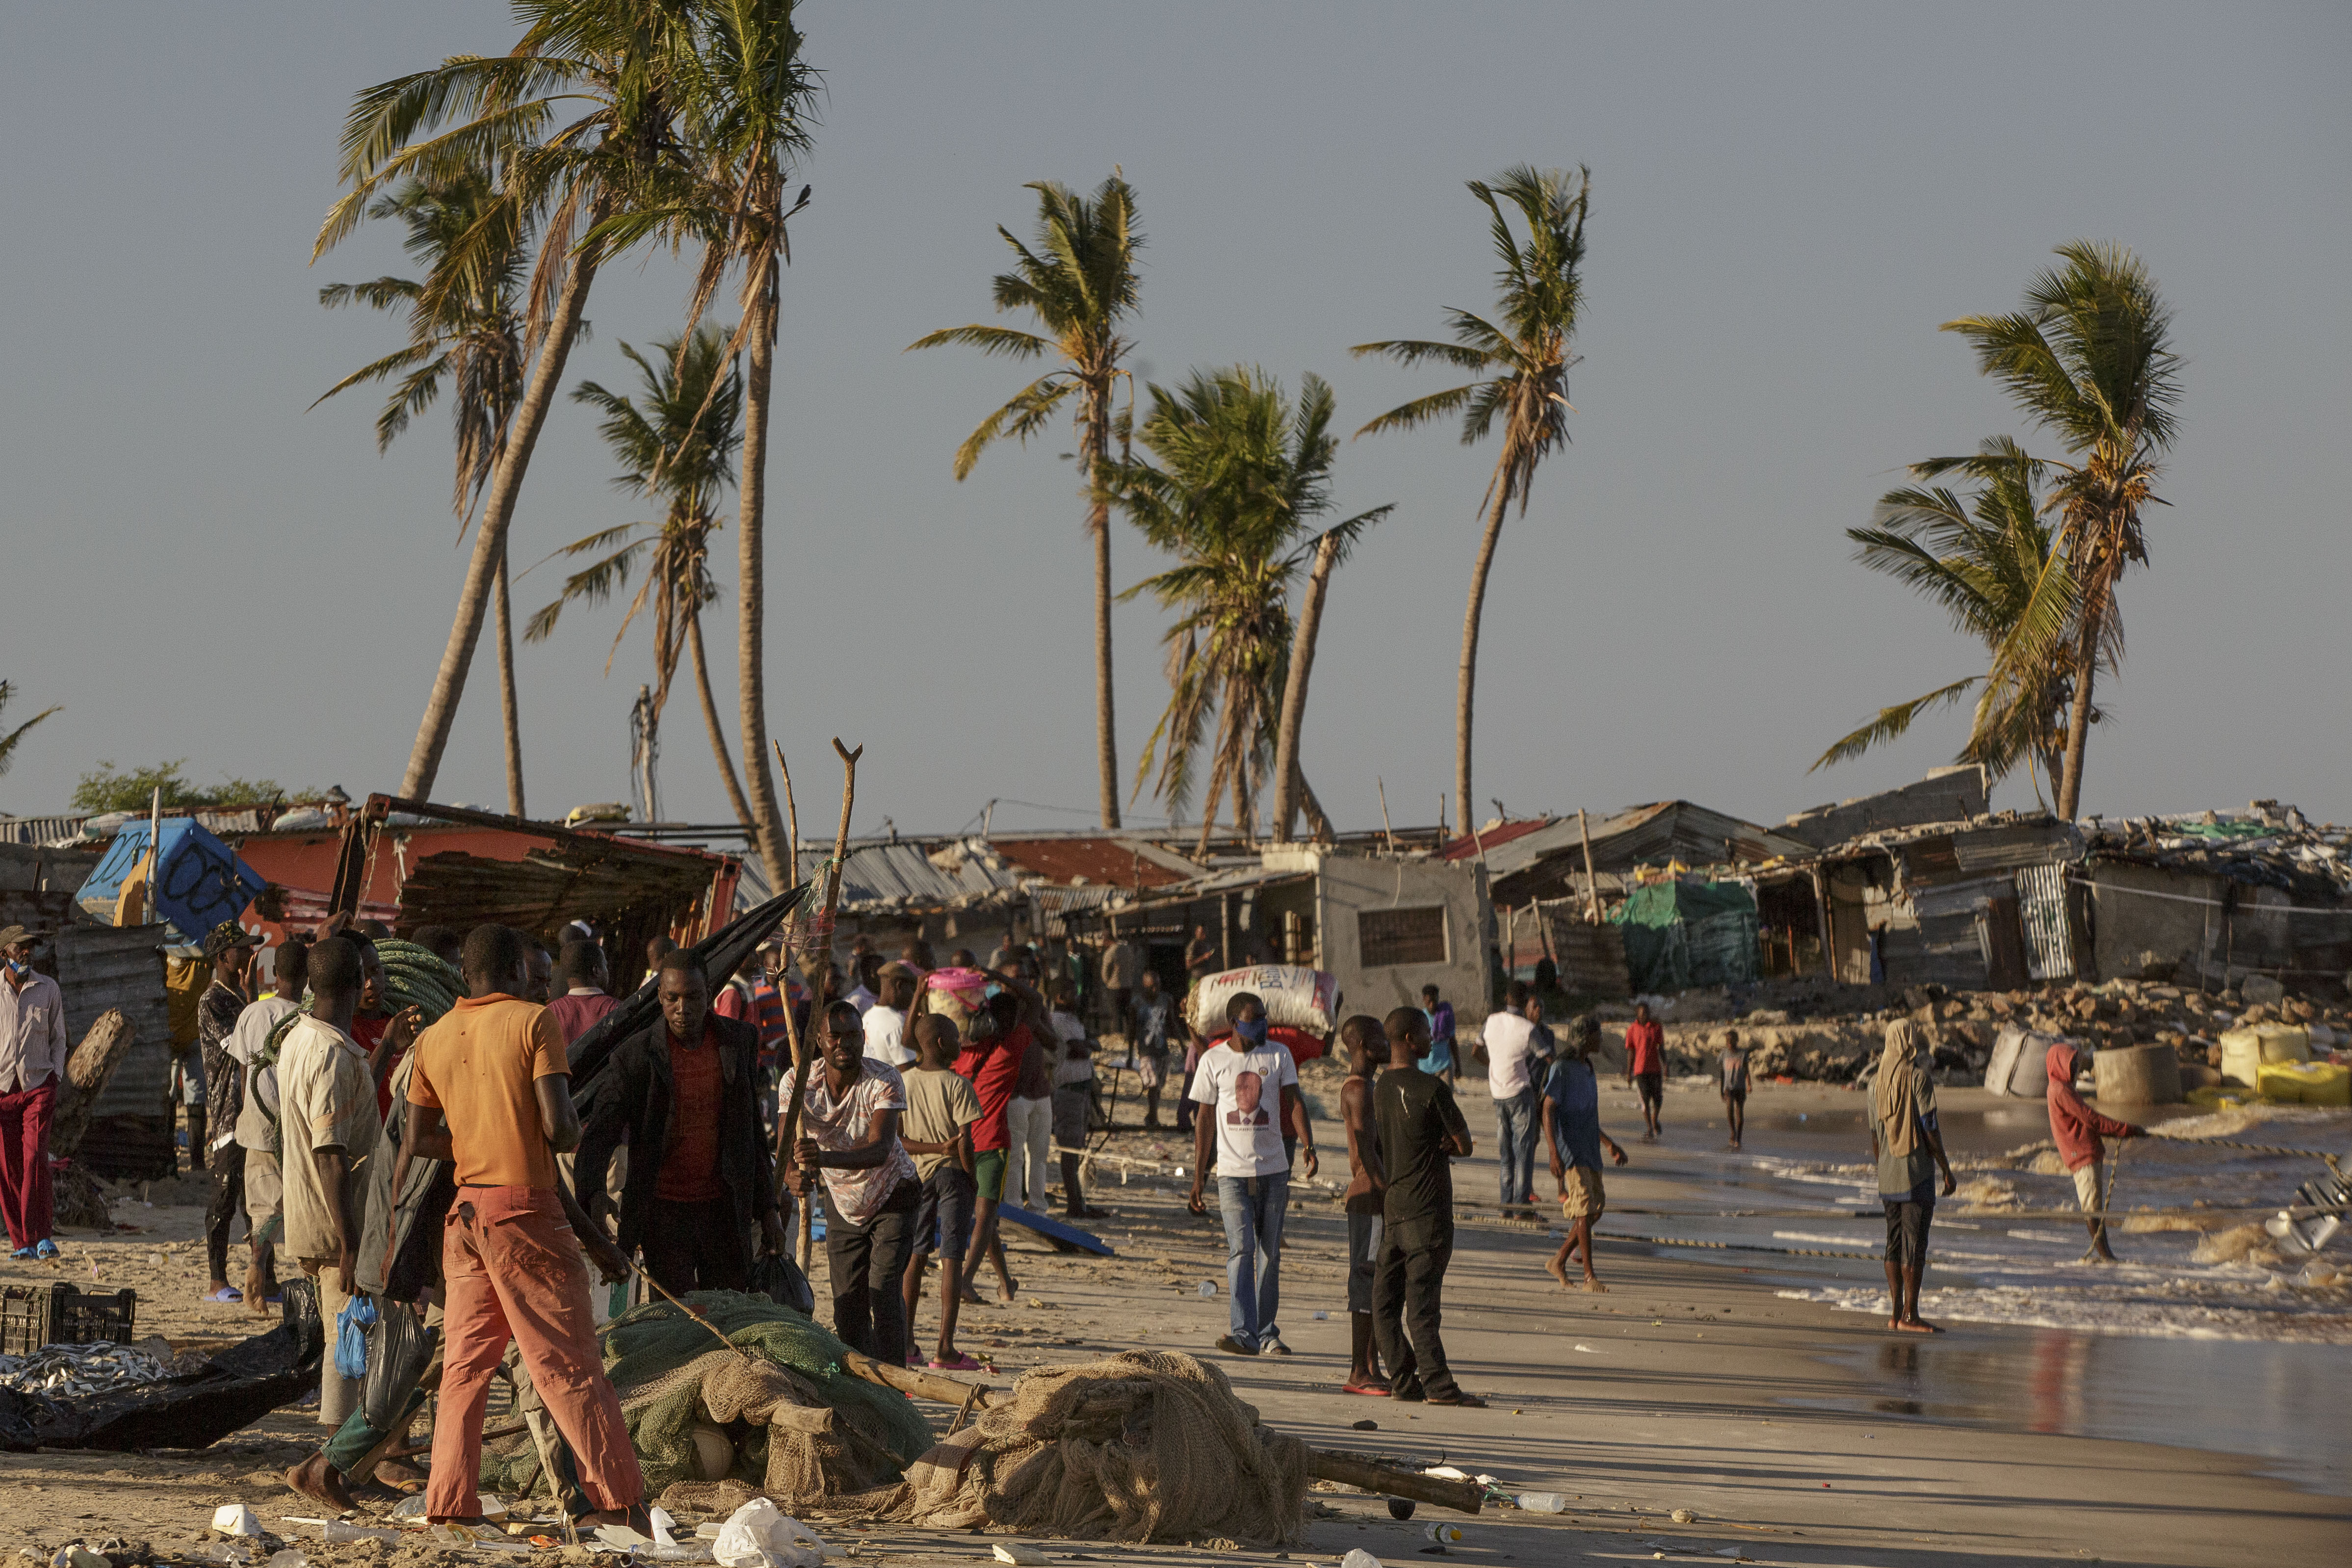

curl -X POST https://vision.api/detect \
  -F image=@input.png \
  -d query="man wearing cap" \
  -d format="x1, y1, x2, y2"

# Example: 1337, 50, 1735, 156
0, 925, 67, 1259
198, 921, 261, 1303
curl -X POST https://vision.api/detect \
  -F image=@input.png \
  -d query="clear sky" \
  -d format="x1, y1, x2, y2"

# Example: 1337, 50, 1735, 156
2, 3, 2346, 838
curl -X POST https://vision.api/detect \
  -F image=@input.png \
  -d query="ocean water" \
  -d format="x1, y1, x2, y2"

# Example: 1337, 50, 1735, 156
1585, 1089, 2352, 1494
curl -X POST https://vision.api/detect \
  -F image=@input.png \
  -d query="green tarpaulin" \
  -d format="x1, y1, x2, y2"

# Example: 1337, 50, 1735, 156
1609, 879, 1759, 994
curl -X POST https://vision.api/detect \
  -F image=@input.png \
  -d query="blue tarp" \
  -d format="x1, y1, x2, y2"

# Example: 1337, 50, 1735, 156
77, 820, 267, 943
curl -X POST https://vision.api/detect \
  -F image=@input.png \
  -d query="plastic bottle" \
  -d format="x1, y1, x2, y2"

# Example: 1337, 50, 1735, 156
1516, 1492, 1568, 1514
1424, 1523, 1463, 1545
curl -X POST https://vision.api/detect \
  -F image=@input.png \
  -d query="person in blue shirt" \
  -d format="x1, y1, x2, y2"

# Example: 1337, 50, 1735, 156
1541, 1017, 1628, 1292
1417, 984, 1458, 1088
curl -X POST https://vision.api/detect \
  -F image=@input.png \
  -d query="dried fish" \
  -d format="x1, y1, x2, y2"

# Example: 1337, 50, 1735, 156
0, 1340, 173, 1396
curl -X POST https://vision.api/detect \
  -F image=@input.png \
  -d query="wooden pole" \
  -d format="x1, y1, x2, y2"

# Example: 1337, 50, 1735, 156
1305, 1450, 1484, 1515
1578, 808, 1600, 924
784, 740, 861, 1271
1375, 776, 1397, 855
771, 742, 807, 1216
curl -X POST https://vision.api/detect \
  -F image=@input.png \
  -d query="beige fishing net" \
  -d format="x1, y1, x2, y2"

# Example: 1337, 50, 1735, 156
875, 1350, 1307, 1546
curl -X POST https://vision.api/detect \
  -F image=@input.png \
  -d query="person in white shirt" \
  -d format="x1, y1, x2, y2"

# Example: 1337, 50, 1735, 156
1186, 991, 1317, 1357
228, 941, 309, 1312
0, 924, 68, 1260
841, 952, 882, 1017
1478, 981, 1549, 1214
1045, 983, 1103, 1219
863, 962, 917, 1068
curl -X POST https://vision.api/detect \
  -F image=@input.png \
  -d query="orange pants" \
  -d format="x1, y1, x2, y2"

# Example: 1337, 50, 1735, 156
427, 1186, 641, 1521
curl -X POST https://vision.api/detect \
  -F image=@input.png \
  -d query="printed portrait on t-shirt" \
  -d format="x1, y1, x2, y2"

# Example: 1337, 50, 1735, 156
1226, 1068, 1269, 1126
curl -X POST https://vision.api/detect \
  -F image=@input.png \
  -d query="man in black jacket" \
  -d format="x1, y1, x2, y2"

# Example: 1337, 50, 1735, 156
575, 950, 786, 1295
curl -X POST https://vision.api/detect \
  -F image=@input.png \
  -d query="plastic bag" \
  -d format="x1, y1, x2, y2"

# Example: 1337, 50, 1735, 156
747, 1249, 815, 1318
333, 1294, 378, 1381
710, 1498, 826, 1568
361, 1305, 438, 1431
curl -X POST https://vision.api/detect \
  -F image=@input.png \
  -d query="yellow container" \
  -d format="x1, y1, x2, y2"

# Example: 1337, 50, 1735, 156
2219, 1023, 2308, 1087
2186, 1085, 2256, 1109
2256, 1059, 2350, 1107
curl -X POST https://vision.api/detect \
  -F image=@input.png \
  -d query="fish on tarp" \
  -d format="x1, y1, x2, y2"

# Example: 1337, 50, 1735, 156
0, 1341, 172, 1398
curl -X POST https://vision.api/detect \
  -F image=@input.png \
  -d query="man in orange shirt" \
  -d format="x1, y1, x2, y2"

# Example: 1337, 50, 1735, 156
395, 924, 642, 1530
1622, 1001, 1667, 1142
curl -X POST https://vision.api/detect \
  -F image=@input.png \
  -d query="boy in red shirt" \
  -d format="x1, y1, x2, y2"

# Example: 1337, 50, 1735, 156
1622, 1001, 1666, 1142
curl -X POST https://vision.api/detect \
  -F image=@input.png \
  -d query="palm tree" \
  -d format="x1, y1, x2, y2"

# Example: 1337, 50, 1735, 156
526, 323, 759, 832
1814, 438, 2081, 800
316, 0, 705, 805
608, 0, 818, 894
1353, 165, 1589, 838
0, 682, 61, 780
910, 173, 1143, 831
315, 169, 533, 814
1113, 368, 1386, 853
1942, 242, 2182, 819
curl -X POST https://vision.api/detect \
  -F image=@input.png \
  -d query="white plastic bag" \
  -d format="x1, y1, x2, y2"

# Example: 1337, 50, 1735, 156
711, 1498, 828, 1568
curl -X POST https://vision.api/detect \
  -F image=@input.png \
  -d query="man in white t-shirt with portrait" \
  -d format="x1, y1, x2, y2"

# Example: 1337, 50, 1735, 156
1186, 990, 1318, 1357
1478, 980, 1550, 1214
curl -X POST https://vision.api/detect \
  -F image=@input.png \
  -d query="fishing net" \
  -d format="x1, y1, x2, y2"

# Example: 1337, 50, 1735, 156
875, 1350, 1306, 1547
478, 1290, 932, 1513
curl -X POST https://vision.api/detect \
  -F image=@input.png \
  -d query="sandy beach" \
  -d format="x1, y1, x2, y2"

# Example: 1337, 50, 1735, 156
6, 1075, 2348, 1566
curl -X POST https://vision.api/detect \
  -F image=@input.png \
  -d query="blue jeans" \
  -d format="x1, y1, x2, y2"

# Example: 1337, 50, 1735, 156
1495, 1088, 1541, 1207
1217, 1171, 1288, 1350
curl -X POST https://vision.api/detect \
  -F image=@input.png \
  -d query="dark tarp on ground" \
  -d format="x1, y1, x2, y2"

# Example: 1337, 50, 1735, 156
0, 1279, 322, 1452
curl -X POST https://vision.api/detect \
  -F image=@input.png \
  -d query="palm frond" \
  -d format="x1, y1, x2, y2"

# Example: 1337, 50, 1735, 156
1811, 679, 1981, 772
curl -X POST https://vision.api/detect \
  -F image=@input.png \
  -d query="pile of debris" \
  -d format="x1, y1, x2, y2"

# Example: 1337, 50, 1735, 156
1580, 975, 2352, 1087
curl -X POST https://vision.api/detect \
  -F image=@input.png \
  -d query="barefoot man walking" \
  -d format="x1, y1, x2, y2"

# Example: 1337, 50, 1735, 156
1542, 1016, 1627, 1292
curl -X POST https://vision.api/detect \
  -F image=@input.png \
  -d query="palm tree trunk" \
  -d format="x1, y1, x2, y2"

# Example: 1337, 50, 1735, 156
2056, 595, 2102, 820
1455, 473, 1513, 837
1295, 765, 1335, 843
493, 542, 525, 816
687, 606, 758, 836
736, 263, 793, 893
1270, 530, 1341, 841
400, 195, 608, 801
1191, 704, 1236, 860
1087, 395, 1122, 831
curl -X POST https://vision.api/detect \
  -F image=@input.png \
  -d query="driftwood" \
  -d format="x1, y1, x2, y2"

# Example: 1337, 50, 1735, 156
50, 1008, 134, 1159
1306, 1449, 1485, 1514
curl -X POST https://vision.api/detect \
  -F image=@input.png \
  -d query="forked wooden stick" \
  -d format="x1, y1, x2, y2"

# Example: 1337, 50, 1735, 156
781, 739, 861, 1270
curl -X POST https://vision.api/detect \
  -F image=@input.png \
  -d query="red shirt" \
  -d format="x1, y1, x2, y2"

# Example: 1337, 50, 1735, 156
546, 990, 621, 1061
353, 1014, 395, 1120
955, 1025, 1028, 1152
655, 1021, 725, 1202
1625, 1019, 1666, 1077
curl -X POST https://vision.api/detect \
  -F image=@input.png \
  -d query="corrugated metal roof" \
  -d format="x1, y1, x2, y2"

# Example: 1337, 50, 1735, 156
987, 836, 1198, 889
1437, 817, 1557, 862
801, 838, 1026, 911
48, 925, 176, 1118
0, 813, 91, 847
1482, 802, 1813, 889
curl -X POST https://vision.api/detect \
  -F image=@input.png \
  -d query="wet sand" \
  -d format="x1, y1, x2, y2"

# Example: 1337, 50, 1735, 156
7, 1082, 2349, 1564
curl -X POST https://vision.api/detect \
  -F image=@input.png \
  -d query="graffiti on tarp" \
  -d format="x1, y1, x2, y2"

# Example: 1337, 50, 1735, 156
77, 821, 267, 940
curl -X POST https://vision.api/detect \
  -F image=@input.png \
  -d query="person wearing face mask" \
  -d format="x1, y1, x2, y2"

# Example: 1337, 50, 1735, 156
0, 925, 67, 1260
1186, 991, 1317, 1357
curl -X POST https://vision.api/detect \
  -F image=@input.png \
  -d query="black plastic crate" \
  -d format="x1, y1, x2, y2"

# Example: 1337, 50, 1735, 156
0, 1283, 137, 1356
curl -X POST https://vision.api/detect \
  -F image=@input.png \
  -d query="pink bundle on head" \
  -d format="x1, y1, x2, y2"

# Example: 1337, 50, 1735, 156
926, 967, 991, 1006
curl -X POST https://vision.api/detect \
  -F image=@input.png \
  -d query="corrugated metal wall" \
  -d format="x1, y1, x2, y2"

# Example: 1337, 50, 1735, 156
50, 925, 175, 1117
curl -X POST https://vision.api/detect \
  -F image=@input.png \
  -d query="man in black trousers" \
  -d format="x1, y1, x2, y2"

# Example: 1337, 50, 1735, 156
575, 949, 786, 1296
1372, 1005, 1484, 1407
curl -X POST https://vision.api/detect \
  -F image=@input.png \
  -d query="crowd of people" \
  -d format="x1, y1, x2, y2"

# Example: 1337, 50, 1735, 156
0, 906, 2145, 1522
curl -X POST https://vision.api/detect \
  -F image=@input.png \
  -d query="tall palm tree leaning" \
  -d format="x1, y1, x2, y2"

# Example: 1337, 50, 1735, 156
1942, 241, 2181, 820
315, 169, 533, 813
1111, 368, 1388, 853
612, 0, 817, 893
1814, 438, 2081, 801
315, 0, 704, 806
910, 172, 1143, 831
526, 323, 760, 833
1352, 165, 1589, 838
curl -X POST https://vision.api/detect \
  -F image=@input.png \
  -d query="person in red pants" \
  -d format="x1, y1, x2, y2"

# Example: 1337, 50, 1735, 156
0, 924, 66, 1260
395, 924, 643, 1530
